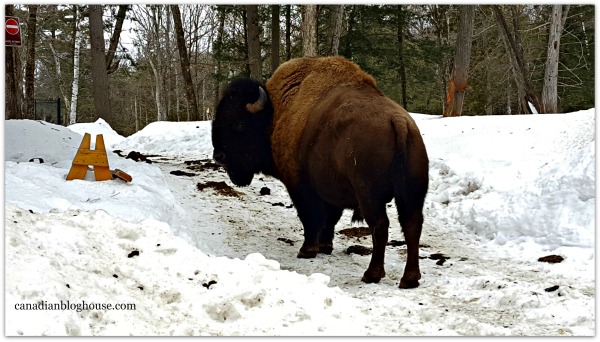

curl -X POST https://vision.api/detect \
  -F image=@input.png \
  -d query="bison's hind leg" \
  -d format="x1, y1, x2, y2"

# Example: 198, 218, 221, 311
355, 199, 390, 284
397, 207, 423, 289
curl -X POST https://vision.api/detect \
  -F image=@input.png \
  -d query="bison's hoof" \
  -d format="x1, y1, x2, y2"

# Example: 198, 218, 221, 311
399, 271, 421, 289
297, 248, 318, 259
399, 278, 420, 289
361, 269, 385, 284
319, 243, 333, 255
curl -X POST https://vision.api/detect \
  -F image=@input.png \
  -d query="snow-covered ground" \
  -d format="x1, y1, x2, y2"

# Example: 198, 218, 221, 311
4, 109, 595, 336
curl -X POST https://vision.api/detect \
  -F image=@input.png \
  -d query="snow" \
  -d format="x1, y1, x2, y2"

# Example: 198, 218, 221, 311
4, 110, 595, 336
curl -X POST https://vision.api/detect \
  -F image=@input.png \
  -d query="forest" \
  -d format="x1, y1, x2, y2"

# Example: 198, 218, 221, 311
4, 4, 594, 136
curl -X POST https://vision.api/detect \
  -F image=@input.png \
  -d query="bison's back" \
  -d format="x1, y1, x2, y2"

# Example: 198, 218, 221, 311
266, 57, 377, 187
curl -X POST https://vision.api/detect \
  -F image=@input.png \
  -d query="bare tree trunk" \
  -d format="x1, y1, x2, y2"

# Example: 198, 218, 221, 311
172, 4, 200, 121
328, 5, 344, 56
485, 67, 493, 115
5, 5, 22, 119
246, 5, 262, 79
148, 5, 167, 121
201, 80, 206, 120
242, 8, 250, 76
443, 5, 475, 117
285, 5, 292, 60
165, 5, 172, 120
214, 6, 226, 110
541, 5, 569, 114
134, 95, 139, 131
89, 5, 112, 121
106, 5, 129, 74
271, 5, 280, 73
302, 5, 318, 56
505, 84, 510, 114
175, 74, 181, 121
397, 5, 408, 110
149, 57, 166, 121
345, 6, 356, 59
24, 5, 38, 120
492, 5, 542, 114
5, 45, 21, 119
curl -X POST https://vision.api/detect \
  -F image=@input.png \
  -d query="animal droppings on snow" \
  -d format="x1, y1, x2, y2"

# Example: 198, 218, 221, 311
345, 245, 372, 256
196, 181, 241, 197
127, 250, 140, 258
170, 170, 196, 177
339, 227, 371, 238
538, 255, 564, 264
277, 238, 295, 246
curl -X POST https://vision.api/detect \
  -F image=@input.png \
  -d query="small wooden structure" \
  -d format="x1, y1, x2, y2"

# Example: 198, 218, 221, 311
66, 133, 112, 181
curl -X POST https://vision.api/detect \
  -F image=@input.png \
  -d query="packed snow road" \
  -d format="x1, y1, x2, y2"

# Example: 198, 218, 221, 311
153, 151, 594, 336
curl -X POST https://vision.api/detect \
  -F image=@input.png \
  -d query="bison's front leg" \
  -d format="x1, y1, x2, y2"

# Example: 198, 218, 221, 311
289, 184, 327, 259
318, 203, 344, 255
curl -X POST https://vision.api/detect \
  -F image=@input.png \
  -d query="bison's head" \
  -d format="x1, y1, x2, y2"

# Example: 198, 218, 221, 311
212, 79, 274, 187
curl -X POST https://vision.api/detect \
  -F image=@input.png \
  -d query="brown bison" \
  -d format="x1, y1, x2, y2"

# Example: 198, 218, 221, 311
212, 56, 429, 288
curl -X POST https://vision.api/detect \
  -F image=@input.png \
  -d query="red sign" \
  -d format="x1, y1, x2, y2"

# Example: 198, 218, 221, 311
6, 16, 22, 47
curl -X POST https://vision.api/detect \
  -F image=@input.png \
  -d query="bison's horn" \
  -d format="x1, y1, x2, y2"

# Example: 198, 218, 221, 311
246, 86, 267, 113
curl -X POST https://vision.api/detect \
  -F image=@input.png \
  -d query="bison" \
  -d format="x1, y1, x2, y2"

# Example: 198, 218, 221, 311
212, 56, 429, 288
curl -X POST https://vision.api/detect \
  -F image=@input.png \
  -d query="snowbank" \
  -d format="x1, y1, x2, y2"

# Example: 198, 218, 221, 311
5, 119, 183, 225
115, 121, 213, 159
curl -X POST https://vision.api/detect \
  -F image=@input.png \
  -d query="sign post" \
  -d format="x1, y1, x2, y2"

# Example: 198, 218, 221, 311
5, 16, 22, 47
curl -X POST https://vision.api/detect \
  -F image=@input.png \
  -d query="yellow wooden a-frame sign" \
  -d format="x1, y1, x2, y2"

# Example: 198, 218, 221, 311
66, 133, 112, 181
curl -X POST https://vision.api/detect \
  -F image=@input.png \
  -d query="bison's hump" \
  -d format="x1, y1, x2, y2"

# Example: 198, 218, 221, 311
266, 56, 378, 187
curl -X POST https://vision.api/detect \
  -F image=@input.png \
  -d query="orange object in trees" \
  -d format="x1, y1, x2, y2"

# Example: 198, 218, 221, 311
66, 133, 112, 181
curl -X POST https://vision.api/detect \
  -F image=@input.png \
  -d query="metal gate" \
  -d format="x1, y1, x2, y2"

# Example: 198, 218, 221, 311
34, 98, 61, 125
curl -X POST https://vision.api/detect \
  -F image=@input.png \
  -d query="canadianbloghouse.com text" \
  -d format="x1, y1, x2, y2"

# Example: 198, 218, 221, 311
14, 300, 136, 313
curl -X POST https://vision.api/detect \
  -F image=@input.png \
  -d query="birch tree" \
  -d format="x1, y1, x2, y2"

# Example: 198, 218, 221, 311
285, 5, 292, 60
69, 6, 81, 125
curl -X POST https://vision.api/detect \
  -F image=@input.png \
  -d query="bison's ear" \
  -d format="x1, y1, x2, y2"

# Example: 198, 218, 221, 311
246, 86, 267, 113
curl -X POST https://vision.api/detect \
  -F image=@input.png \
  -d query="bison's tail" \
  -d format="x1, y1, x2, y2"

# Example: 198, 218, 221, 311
391, 116, 429, 216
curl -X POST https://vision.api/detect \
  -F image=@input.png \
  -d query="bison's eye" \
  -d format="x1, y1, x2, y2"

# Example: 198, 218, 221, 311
234, 122, 246, 132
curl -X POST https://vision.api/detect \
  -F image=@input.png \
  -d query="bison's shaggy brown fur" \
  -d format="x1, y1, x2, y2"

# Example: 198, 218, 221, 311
267, 57, 377, 186
212, 56, 429, 288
